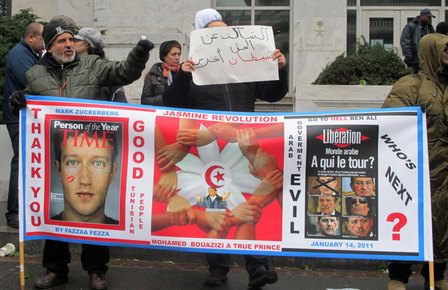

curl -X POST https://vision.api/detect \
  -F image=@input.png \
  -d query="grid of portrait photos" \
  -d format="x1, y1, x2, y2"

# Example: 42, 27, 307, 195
305, 175, 378, 240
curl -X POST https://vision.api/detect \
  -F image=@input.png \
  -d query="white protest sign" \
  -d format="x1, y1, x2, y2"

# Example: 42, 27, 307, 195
189, 25, 278, 85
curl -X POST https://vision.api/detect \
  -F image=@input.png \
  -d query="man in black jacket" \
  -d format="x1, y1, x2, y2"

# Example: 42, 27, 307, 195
162, 8, 287, 289
400, 8, 435, 73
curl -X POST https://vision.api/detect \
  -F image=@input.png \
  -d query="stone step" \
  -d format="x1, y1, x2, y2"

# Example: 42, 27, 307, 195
255, 103, 294, 112
255, 95, 295, 112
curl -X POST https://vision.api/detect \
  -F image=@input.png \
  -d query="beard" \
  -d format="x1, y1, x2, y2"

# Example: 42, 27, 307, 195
52, 49, 76, 64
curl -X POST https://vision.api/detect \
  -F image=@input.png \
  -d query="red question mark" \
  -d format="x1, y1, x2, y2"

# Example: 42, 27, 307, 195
386, 213, 407, 241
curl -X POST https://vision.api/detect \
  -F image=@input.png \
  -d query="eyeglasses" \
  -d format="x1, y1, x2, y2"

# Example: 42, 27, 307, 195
352, 198, 368, 204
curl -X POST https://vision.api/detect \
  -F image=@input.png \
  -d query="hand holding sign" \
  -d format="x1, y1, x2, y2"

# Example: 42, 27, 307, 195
273, 49, 286, 69
181, 59, 195, 74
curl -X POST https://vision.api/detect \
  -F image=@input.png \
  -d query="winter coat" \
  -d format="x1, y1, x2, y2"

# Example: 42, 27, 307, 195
24, 46, 148, 99
400, 16, 435, 67
3, 37, 40, 123
383, 33, 448, 261
141, 62, 171, 106
163, 65, 288, 112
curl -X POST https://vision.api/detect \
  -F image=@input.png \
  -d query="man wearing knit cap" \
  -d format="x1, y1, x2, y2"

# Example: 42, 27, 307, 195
9, 20, 154, 290
163, 8, 286, 288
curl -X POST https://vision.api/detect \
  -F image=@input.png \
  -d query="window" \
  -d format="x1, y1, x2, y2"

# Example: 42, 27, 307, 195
369, 18, 393, 49
1, 0, 11, 16
255, 0, 290, 5
361, 0, 440, 6
216, 0, 291, 66
216, 0, 289, 6
347, 10, 357, 55
219, 10, 251, 25
255, 10, 290, 62
216, 0, 250, 7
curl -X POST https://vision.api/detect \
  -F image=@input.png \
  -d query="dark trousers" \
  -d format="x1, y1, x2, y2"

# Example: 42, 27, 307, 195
43, 240, 109, 274
5, 123, 19, 221
407, 63, 419, 74
206, 253, 269, 277
388, 262, 447, 283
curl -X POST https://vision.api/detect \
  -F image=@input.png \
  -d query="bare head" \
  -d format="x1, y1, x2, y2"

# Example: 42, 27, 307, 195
24, 23, 44, 54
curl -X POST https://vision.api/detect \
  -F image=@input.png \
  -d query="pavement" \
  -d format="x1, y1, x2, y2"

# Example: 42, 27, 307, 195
0, 202, 429, 290
0, 252, 428, 289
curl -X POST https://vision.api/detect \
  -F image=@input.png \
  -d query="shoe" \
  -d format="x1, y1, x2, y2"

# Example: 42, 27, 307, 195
204, 268, 228, 286
6, 215, 19, 229
425, 279, 448, 290
248, 269, 278, 288
34, 270, 68, 289
388, 280, 406, 290
90, 273, 107, 290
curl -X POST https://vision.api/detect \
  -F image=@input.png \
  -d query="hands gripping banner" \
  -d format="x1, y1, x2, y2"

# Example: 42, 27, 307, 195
20, 96, 432, 261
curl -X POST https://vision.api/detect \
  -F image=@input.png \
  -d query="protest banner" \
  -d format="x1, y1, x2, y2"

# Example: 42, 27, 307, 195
20, 96, 432, 262
189, 25, 278, 85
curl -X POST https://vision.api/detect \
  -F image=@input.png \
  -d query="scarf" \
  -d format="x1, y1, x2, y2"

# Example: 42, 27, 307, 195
162, 62, 179, 78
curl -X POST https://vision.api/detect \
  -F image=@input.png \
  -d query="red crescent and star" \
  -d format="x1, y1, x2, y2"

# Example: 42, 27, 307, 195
205, 165, 225, 188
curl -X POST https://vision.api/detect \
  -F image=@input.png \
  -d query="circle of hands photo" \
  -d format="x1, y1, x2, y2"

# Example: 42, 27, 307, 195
151, 119, 284, 241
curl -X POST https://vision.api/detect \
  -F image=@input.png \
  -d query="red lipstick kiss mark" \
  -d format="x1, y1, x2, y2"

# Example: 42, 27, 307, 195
66, 176, 75, 183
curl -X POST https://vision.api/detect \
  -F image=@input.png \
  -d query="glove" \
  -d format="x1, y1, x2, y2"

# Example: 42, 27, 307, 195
9, 90, 26, 117
135, 39, 154, 57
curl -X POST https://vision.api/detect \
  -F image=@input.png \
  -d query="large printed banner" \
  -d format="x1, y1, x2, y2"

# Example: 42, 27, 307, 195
20, 96, 432, 261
